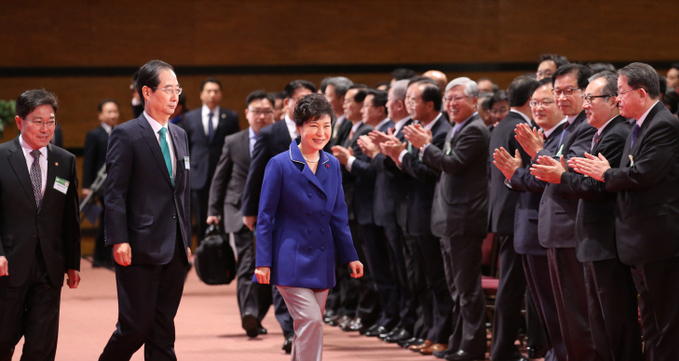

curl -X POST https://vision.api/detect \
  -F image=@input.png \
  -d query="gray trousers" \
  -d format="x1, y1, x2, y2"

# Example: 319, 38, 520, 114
276, 286, 329, 361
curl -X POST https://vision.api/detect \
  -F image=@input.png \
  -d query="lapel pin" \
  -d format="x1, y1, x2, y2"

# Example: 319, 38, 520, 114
55, 162, 59, 166
325, 164, 329, 168
221, 113, 226, 119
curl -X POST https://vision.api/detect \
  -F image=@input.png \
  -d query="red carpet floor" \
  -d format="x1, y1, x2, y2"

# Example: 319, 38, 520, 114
10, 260, 463, 361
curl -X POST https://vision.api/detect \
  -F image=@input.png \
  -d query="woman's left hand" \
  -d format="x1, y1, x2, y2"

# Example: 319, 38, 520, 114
255, 266, 271, 284
349, 261, 363, 278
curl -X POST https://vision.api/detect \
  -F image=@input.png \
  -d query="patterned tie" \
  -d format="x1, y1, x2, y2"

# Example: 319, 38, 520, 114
207, 112, 215, 143
29, 149, 42, 207
158, 127, 174, 187
630, 124, 640, 147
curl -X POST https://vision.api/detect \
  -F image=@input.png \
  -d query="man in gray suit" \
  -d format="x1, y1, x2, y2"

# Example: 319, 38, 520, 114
406, 77, 490, 361
207, 90, 276, 338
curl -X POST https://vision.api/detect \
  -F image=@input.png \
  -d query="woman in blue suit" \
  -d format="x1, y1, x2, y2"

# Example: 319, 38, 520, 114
255, 93, 363, 360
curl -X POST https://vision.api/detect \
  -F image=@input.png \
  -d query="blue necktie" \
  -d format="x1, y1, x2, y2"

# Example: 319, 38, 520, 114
630, 124, 640, 147
158, 127, 174, 187
207, 112, 215, 143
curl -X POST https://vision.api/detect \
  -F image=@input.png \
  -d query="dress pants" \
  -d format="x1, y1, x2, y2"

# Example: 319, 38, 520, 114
233, 226, 272, 324
276, 286, 329, 361
0, 251, 61, 361
191, 187, 210, 244
357, 223, 398, 328
491, 234, 527, 361
631, 256, 679, 361
546, 247, 599, 361
583, 259, 642, 361
523, 254, 566, 361
99, 237, 188, 361
382, 221, 416, 332
403, 234, 431, 339
348, 222, 379, 324
439, 235, 485, 355
92, 205, 112, 266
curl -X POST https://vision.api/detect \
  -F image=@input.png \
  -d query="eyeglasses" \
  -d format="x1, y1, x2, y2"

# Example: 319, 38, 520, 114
529, 100, 555, 108
552, 88, 581, 97
581, 94, 613, 104
23, 118, 57, 128
154, 86, 183, 95
618, 87, 645, 97
248, 108, 274, 115
443, 96, 467, 103
536, 71, 553, 78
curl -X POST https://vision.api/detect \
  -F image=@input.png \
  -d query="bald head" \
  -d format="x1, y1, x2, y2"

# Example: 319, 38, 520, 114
423, 70, 448, 91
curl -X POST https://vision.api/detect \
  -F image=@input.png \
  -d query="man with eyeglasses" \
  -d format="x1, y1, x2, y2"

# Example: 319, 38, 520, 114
180, 78, 239, 244
536, 54, 569, 81
515, 63, 599, 360
207, 90, 276, 339
0, 89, 81, 361
531, 71, 642, 361
241, 79, 316, 353
571, 62, 679, 360
100, 60, 192, 360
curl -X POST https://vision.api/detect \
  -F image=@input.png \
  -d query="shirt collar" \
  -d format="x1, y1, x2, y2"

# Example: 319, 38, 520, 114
423, 113, 442, 131
143, 111, 167, 135
19, 135, 47, 158
101, 122, 113, 134
284, 114, 297, 138
543, 118, 568, 138
510, 109, 531, 123
597, 115, 619, 136
375, 117, 391, 131
636, 100, 659, 127
351, 120, 363, 133
202, 104, 220, 117
393, 115, 411, 133
248, 126, 256, 139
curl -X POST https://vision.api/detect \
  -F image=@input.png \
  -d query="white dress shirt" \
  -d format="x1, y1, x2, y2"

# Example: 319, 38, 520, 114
144, 111, 176, 181
20, 135, 47, 196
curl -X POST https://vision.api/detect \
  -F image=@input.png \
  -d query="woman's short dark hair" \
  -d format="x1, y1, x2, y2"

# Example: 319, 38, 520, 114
293, 93, 336, 127
16, 89, 58, 119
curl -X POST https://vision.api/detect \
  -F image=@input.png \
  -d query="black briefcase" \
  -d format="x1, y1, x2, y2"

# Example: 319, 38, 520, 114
194, 224, 237, 285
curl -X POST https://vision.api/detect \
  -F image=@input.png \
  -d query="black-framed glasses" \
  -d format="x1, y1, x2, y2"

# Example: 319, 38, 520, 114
248, 108, 274, 115
581, 94, 613, 104
552, 88, 581, 97
22, 118, 57, 128
153, 86, 183, 95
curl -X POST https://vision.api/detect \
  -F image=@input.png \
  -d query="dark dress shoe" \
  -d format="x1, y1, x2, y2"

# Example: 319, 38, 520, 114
433, 347, 456, 359
242, 314, 258, 338
527, 345, 548, 359
282, 333, 294, 354
398, 336, 423, 348
385, 329, 411, 343
334, 315, 352, 328
444, 350, 486, 361
357, 321, 376, 334
257, 327, 267, 335
377, 326, 396, 339
323, 310, 336, 323
364, 325, 388, 337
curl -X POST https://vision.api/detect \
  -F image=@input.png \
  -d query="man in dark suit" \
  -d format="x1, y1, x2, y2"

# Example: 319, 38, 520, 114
406, 77, 490, 360
82, 98, 119, 269
381, 78, 453, 356
514, 64, 598, 360
334, 89, 398, 336
572, 62, 679, 360
487, 75, 538, 361
180, 78, 239, 242
0, 89, 81, 360
494, 79, 568, 361
207, 91, 276, 338
324, 76, 354, 147
240, 79, 316, 352
360, 80, 417, 344
99, 60, 192, 361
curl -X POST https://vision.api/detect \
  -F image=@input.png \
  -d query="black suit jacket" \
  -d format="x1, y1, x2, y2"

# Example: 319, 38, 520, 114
0, 137, 80, 287
399, 115, 452, 236
511, 122, 565, 256
535, 111, 596, 248
330, 115, 352, 147
488, 111, 532, 234
208, 129, 251, 233
242, 120, 292, 217
104, 115, 191, 265
180, 107, 239, 190
423, 115, 490, 238
82, 125, 109, 189
603, 102, 679, 265
340, 121, 374, 224
559, 116, 629, 262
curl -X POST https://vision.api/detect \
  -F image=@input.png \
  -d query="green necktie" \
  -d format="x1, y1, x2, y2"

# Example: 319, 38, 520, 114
158, 127, 174, 187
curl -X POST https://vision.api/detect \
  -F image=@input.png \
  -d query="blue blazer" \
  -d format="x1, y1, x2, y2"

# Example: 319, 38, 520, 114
254, 140, 359, 289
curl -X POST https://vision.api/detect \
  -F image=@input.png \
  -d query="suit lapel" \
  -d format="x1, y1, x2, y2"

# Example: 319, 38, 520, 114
168, 124, 184, 192
139, 116, 174, 188
289, 143, 327, 197
7, 138, 38, 210
41, 145, 63, 213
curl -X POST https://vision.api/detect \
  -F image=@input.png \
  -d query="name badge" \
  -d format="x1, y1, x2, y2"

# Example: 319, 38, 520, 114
184, 156, 190, 170
54, 176, 69, 194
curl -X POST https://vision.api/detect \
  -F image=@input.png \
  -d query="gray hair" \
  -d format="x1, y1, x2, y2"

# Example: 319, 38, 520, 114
326, 76, 353, 97
390, 79, 409, 102
445, 77, 479, 98
618, 62, 660, 99
589, 71, 618, 97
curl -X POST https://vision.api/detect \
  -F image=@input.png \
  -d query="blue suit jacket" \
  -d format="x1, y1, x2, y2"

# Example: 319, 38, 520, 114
104, 114, 192, 265
255, 141, 359, 289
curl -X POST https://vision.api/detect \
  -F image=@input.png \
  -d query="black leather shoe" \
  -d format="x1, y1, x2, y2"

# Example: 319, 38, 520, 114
282, 333, 294, 354
333, 315, 352, 328
323, 310, 336, 324
399, 337, 424, 348
444, 350, 486, 361
527, 345, 548, 359
385, 329, 411, 343
378, 326, 396, 339
242, 314, 258, 338
341, 317, 362, 331
433, 347, 456, 359
257, 327, 267, 335
364, 325, 387, 337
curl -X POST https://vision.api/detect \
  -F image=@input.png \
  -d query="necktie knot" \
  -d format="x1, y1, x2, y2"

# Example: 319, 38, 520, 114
30, 149, 41, 160
158, 127, 167, 137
